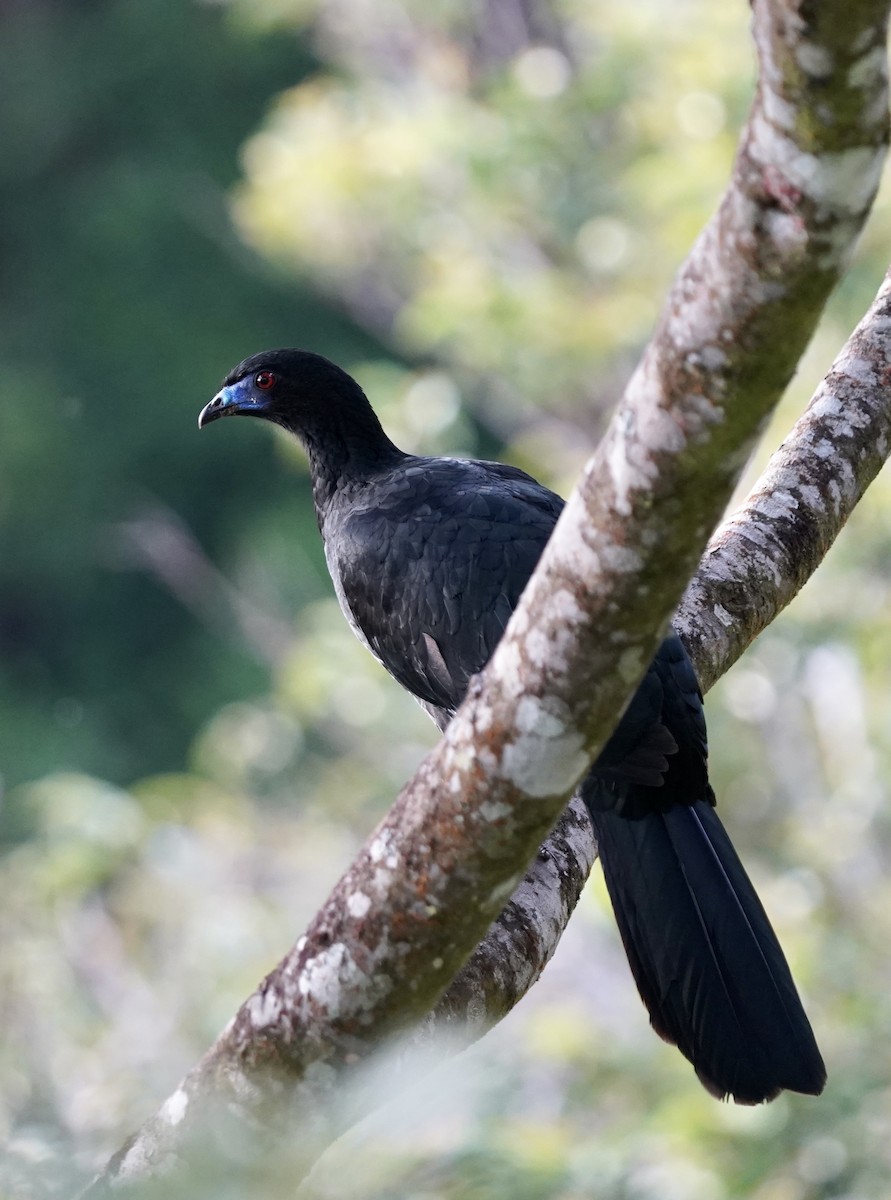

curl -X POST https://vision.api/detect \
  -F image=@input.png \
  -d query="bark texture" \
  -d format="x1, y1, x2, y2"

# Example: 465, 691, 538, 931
85, 0, 891, 1192
429, 261, 891, 1042
677, 266, 891, 690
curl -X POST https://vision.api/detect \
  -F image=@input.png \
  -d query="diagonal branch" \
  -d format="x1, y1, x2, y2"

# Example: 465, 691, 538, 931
676, 267, 891, 690
430, 259, 891, 1036
85, 0, 890, 1191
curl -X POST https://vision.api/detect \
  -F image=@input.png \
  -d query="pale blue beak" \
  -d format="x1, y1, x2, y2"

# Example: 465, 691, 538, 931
198, 377, 270, 428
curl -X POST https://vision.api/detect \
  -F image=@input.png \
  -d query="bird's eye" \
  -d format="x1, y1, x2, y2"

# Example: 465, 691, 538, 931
255, 370, 276, 391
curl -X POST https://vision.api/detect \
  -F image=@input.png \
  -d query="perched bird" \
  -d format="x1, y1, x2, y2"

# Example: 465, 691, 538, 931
199, 348, 826, 1104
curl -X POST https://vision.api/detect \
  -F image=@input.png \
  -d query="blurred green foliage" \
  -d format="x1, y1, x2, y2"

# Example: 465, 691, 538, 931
0, 0, 378, 794
3, 0, 891, 1197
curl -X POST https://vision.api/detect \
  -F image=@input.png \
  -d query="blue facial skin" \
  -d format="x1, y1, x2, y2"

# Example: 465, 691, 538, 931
197, 376, 270, 428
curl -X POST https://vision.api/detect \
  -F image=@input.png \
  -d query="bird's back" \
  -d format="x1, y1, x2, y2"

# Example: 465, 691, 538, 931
321, 455, 564, 718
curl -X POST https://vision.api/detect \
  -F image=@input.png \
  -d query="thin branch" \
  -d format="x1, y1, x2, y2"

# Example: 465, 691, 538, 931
676, 265, 891, 690
85, 0, 891, 1191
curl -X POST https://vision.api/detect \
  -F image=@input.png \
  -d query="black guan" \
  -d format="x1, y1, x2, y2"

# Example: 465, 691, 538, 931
198, 348, 826, 1104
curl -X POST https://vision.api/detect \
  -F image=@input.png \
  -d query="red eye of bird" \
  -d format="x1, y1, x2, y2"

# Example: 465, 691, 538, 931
255, 370, 276, 391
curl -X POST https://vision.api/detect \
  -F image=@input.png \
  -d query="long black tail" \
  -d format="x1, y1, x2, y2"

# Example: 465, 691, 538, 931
585, 790, 826, 1104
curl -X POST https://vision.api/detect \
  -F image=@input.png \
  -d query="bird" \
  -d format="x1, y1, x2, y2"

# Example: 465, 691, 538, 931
198, 347, 826, 1104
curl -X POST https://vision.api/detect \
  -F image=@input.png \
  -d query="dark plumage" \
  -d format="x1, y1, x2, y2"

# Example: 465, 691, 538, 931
199, 348, 826, 1104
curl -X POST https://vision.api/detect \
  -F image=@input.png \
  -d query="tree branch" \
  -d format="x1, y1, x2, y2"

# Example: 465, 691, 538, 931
429, 258, 891, 1037
676, 265, 891, 690
85, 0, 891, 1191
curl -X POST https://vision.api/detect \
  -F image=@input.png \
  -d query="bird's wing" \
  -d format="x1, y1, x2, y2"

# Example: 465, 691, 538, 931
326, 458, 563, 715
592, 633, 715, 813
328, 458, 711, 808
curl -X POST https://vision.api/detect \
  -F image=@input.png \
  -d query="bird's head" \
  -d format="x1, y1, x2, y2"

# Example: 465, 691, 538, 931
198, 348, 367, 435
199, 348, 402, 483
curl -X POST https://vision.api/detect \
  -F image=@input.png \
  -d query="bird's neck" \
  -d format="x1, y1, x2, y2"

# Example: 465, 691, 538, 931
297, 410, 406, 520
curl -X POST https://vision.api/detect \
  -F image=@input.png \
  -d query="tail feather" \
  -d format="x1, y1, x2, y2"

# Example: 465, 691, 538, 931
587, 793, 826, 1104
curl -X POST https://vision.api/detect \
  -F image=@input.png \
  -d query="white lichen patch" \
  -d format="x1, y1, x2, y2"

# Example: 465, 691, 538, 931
515, 694, 572, 736
368, 832, 400, 872
849, 44, 887, 90
759, 488, 800, 519
673, 257, 734, 350
851, 26, 879, 55
551, 587, 585, 625
479, 799, 513, 822
607, 427, 656, 517
496, 638, 527, 699
500, 717, 588, 799
697, 343, 730, 372
713, 603, 734, 628
248, 989, 282, 1029
760, 77, 796, 131
553, 494, 604, 579
517, 606, 584, 677
373, 866, 393, 891
643, 405, 687, 454
508, 605, 530, 638
443, 725, 477, 767
485, 873, 521, 909
159, 1088, 189, 1127
299, 940, 393, 1018
117, 1141, 165, 1183
347, 891, 372, 919
751, 112, 884, 217
474, 704, 493, 734
797, 483, 825, 511
816, 214, 865, 269
369, 834, 389, 863
617, 646, 646, 683
796, 41, 833, 78
764, 209, 808, 258
598, 541, 644, 574
299, 941, 358, 1010
524, 626, 552, 669
478, 746, 498, 775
